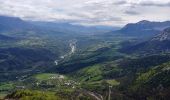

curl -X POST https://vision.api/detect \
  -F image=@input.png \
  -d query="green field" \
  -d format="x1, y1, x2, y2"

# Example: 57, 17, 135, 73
34, 73, 65, 81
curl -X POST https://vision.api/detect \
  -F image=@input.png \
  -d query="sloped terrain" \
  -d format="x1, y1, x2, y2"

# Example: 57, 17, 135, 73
1, 15, 170, 100
129, 61, 170, 100
120, 27, 170, 54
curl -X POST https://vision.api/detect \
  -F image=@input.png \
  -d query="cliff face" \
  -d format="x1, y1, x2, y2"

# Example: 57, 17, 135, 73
152, 27, 170, 41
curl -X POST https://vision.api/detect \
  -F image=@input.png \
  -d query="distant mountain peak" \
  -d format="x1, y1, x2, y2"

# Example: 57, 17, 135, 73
116, 20, 170, 38
0, 15, 36, 32
137, 20, 151, 24
0, 15, 23, 22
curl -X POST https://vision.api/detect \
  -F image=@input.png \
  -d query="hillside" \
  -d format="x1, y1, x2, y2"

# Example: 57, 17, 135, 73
0, 47, 56, 82
1, 15, 170, 100
0, 16, 34, 32
120, 27, 170, 54
129, 61, 170, 100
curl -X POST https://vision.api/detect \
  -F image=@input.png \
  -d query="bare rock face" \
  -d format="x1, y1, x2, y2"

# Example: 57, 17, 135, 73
152, 27, 170, 41
120, 27, 170, 54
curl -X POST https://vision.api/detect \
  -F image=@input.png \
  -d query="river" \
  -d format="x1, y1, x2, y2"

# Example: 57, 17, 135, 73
54, 40, 77, 65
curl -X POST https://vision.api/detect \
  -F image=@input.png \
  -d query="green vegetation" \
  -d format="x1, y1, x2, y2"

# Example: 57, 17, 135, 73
0, 82, 14, 99
34, 73, 64, 81
5, 89, 99, 100
0, 83, 14, 91
127, 61, 170, 100
73, 64, 103, 82
106, 79, 120, 86
5, 90, 62, 100
1, 19, 170, 100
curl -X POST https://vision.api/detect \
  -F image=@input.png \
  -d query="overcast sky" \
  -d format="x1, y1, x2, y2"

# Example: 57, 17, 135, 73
0, 0, 170, 26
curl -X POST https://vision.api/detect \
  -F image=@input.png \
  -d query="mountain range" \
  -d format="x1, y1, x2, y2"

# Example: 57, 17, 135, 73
0, 15, 115, 35
109, 20, 170, 38
1, 15, 170, 100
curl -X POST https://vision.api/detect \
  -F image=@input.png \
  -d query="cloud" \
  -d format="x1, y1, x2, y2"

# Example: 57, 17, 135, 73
0, 0, 170, 26
112, 0, 170, 7
113, 0, 127, 5
124, 10, 140, 15
139, 1, 170, 7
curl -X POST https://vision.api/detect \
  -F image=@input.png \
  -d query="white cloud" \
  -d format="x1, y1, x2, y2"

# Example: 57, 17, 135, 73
0, 0, 170, 26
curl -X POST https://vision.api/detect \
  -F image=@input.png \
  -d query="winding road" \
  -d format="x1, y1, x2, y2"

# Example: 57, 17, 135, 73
81, 90, 103, 100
